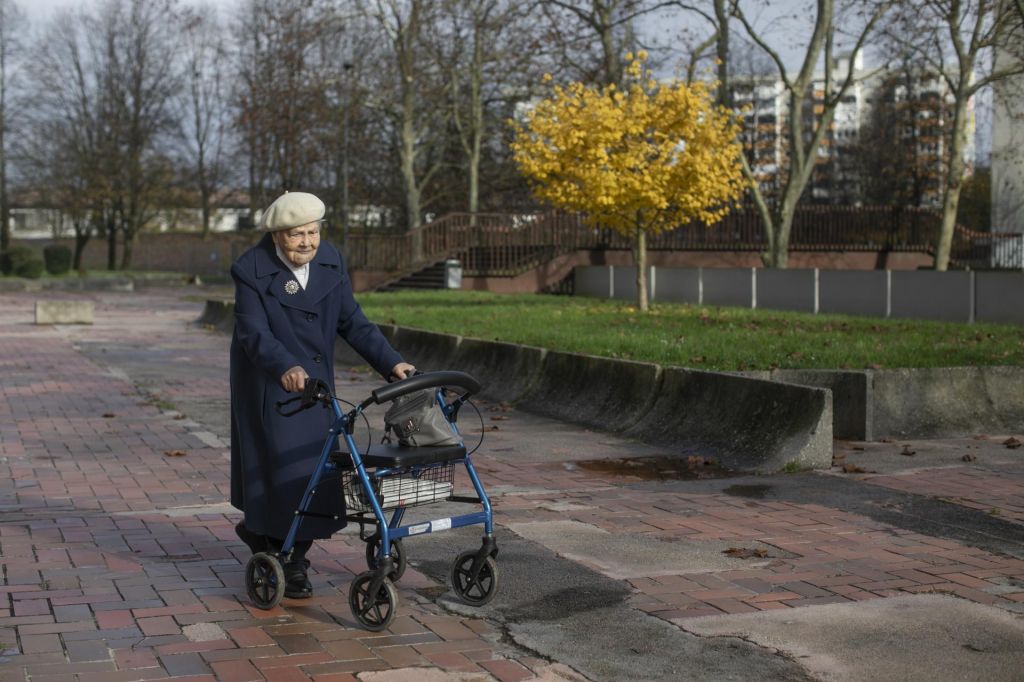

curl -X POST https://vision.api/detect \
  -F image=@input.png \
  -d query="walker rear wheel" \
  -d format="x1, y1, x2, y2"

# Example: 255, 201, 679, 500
245, 553, 285, 610
349, 572, 398, 631
450, 551, 498, 606
365, 535, 407, 581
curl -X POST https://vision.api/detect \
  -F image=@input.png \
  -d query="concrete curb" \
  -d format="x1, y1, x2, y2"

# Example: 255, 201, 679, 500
770, 369, 872, 440
746, 367, 1024, 440
197, 298, 235, 333
625, 369, 833, 473
872, 366, 1024, 439
200, 299, 834, 471
450, 337, 547, 403
519, 352, 665, 433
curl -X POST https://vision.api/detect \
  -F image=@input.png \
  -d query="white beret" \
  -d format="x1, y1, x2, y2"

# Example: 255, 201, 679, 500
262, 191, 326, 231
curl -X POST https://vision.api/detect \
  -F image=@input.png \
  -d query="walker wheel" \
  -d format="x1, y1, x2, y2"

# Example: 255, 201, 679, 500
450, 551, 499, 606
348, 571, 398, 631
365, 535, 407, 581
245, 553, 284, 610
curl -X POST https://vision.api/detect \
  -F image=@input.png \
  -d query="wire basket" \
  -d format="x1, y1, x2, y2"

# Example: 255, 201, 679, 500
342, 463, 454, 512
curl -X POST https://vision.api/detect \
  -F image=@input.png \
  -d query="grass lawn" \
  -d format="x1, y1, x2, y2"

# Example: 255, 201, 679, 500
359, 290, 1024, 372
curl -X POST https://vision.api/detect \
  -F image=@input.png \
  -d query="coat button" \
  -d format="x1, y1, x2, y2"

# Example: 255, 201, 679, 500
313, 354, 322, 363
306, 312, 316, 321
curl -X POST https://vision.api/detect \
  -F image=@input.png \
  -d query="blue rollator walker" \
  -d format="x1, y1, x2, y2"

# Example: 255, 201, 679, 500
243, 371, 499, 631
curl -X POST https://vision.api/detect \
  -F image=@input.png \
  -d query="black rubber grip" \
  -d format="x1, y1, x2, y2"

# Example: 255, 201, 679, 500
370, 370, 481, 404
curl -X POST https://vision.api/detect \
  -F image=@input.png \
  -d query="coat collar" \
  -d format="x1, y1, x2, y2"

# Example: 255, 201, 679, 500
254, 233, 344, 311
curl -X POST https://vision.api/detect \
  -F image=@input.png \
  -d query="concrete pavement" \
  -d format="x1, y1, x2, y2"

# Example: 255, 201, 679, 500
0, 287, 1022, 681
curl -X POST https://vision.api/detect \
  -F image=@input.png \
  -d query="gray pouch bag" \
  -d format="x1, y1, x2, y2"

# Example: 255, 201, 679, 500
384, 388, 460, 447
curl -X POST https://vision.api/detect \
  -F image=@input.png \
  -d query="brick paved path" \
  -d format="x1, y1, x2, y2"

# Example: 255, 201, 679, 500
1, 289, 1022, 681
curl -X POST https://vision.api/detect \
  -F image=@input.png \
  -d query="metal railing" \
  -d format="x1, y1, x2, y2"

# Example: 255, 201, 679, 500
342, 206, 1023, 275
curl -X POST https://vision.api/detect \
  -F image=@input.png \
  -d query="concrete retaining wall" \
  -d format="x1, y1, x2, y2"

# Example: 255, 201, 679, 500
752, 366, 1024, 441
575, 265, 1024, 324
518, 352, 664, 433
201, 299, 834, 471
624, 369, 832, 473
203, 298, 1024, 445
449, 338, 546, 403
871, 367, 1024, 438
770, 370, 871, 441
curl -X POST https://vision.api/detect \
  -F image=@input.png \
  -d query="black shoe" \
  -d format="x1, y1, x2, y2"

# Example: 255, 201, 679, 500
235, 522, 267, 555
284, 559, 312, 599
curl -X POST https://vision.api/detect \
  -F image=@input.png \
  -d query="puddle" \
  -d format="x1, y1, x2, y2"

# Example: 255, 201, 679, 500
573, 456, 738, 481
722, 484, 773, 499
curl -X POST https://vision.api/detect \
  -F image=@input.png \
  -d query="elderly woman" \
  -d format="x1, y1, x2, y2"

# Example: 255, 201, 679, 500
230, 191, 414, 598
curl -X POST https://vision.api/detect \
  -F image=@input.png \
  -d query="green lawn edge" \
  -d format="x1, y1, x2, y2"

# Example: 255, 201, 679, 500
359, 290, 1024, 372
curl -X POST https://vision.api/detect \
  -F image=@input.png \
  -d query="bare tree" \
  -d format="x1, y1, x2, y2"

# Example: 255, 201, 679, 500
0, 0, 26, 253
233, 0, 338, 218
436, 0, 542, 217
538, 0, 677, 86
180, 4, 231, 238
884, 0, 1024, 270
732, 0, 892, 268
21, 11, 109, 268
364, 0, 450, 243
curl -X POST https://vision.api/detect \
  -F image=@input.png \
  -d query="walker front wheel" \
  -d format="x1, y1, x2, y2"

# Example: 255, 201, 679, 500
245, 553, 285, 610
365, 535, 407, 581
450, 551, 499, 606
349, 572, 398, 631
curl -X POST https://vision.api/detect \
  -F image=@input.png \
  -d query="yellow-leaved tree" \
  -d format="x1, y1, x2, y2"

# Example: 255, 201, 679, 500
511, 54, 744, 311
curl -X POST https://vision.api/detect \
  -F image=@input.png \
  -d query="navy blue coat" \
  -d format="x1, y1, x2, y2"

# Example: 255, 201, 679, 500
229, 233, 402, 541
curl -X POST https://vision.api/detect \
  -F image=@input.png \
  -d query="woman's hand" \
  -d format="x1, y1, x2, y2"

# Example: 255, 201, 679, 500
390, 362, 416, 381
281, 365, 309, 392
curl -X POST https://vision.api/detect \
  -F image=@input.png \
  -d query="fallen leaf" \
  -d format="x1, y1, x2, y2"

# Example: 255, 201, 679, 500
972, 434, 989, 441
483, 425, 500, 432
842, 463, 871, 474
102, 413, 117, 418
723, 547, 769, 559
852, 445, 865, 451
1003, 437, 1021, 449
962, 453, 977, 462
173, 414, 186, 420
867, 363, 883, 370
164, 450, 187, 457
490, 415, 510, 421
901, 444, 916, 456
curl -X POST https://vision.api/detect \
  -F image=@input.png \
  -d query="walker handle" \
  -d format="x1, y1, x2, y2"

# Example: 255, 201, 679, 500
276, 378, 332, 416
370, 370, 480, 405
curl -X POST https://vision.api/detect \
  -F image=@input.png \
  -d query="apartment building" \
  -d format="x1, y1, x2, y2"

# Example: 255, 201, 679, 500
731, 53, 974, 208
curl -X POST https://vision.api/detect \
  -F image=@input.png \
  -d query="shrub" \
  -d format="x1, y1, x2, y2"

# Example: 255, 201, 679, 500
43, 245, 72, 275
0, 245, 37, 276
16, 258, 45, 279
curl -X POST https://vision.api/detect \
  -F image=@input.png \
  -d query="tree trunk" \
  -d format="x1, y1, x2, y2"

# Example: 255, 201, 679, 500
120, 230, 136, 271
935, 95, 971, 271
634, 224, 648, 311
73, 226, 90, 271
769, 207, 792, 269
106, 215, 117, 270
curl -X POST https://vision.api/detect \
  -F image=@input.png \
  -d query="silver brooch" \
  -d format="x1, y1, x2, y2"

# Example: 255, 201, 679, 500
284, 280, 300, 295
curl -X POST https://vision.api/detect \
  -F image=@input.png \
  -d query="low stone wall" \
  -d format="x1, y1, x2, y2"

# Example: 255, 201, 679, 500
748, 367, 1024, 440
204, 299, 834, 472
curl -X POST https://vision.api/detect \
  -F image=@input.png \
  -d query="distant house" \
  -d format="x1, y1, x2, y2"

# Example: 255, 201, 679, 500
6, 189, 254, 240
